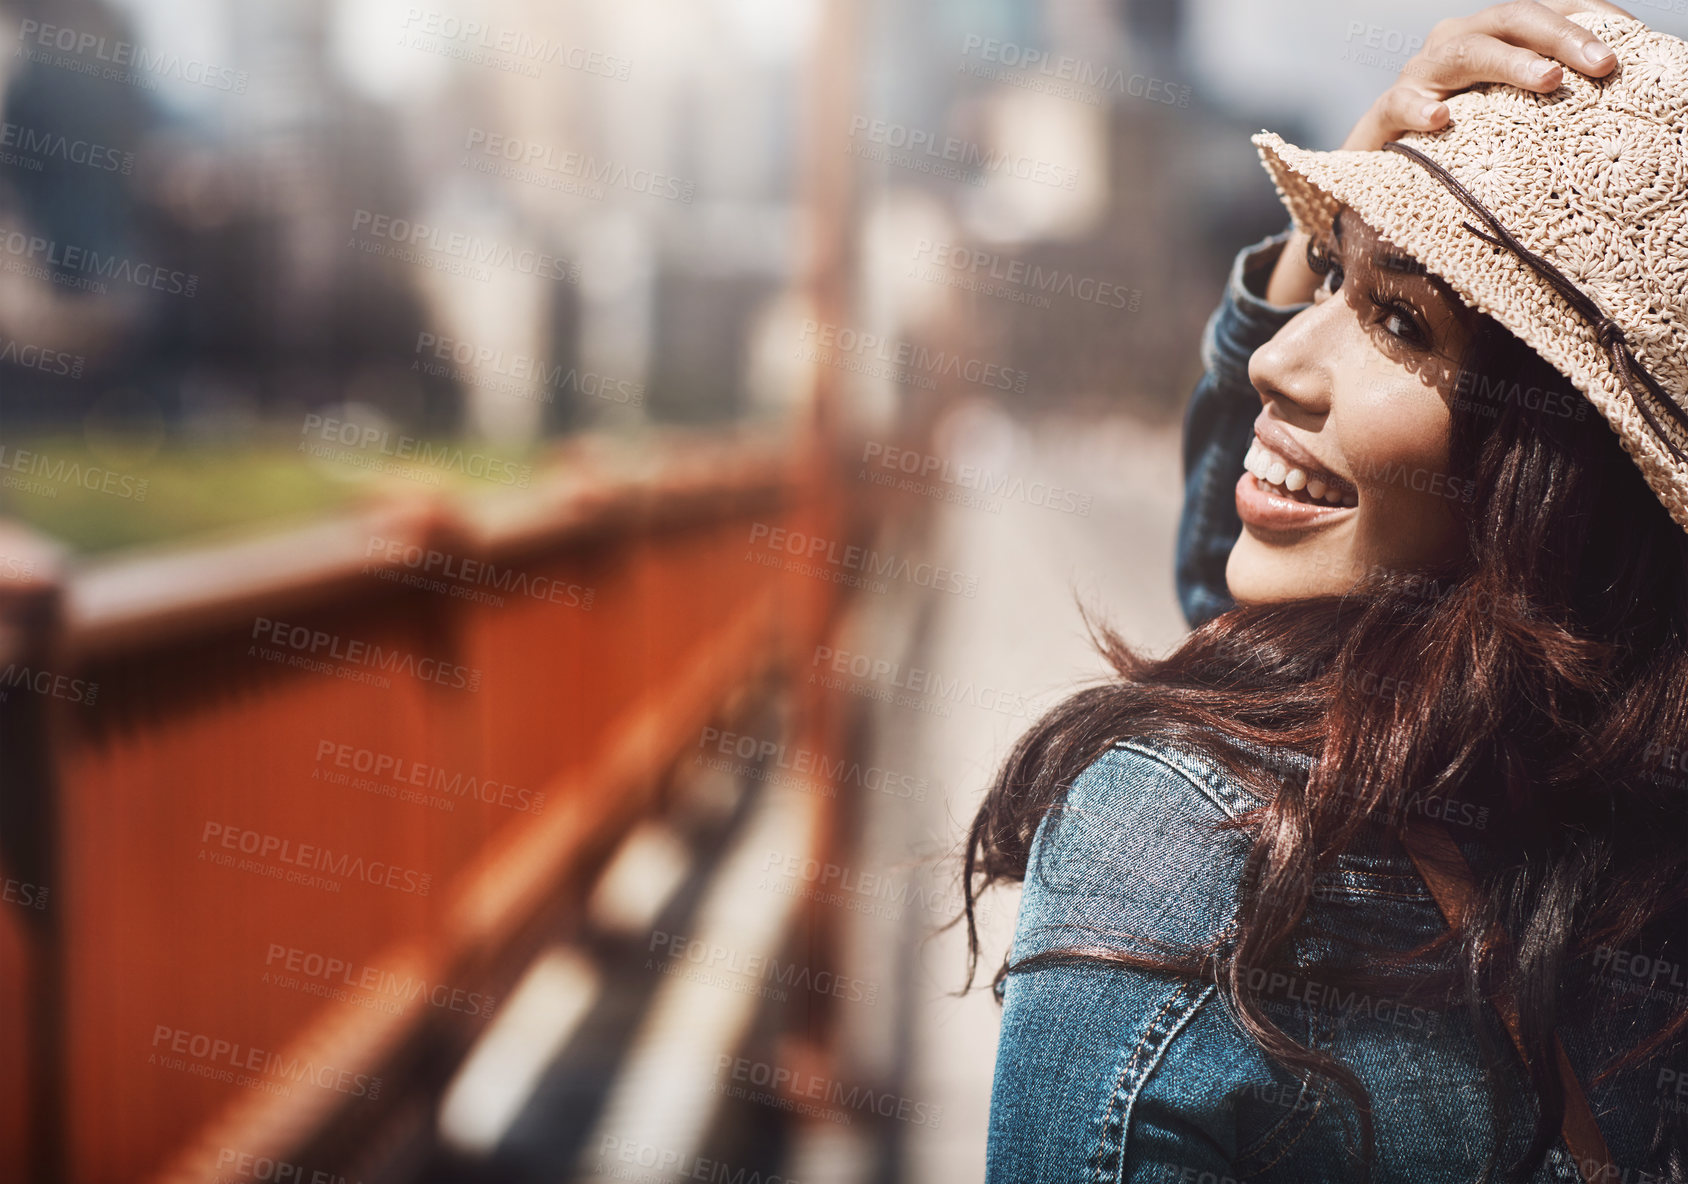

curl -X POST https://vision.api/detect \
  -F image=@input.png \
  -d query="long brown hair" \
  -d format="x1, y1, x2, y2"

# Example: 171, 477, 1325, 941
963, 318, 1688, 1182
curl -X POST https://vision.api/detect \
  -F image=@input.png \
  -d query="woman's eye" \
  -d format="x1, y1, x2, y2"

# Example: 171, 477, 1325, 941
1304, 240, 1344, 296
1375, 301, 1427, 346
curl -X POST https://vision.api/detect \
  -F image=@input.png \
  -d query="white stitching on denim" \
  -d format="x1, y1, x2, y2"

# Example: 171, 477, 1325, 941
1235, 1011, 1333, 1174
1091, 988, 1187, 1181
1113, 738, 1257, 822
1089, 981, 1216, 1184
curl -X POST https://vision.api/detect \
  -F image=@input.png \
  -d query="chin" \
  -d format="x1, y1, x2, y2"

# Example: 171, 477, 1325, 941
1224, 532, 1347, 603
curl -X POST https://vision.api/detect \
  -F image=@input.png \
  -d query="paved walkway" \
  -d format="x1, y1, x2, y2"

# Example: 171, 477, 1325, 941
792, 403, 1194, 1183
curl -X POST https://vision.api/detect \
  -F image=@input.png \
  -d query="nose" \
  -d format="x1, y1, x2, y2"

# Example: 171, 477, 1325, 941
1247, 299, 1338, 420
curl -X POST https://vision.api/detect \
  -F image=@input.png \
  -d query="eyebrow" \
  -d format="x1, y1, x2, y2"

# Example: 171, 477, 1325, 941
1333, 210, 1428, 276
1375, 250, 1429, 276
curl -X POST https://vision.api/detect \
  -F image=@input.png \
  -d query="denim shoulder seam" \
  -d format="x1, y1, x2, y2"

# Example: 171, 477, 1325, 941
1112, 738, 1257, 822
1087, 979, 1217, 1184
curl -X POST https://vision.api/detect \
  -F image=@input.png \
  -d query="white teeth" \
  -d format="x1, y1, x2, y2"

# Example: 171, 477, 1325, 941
1246, 438, 1353, 506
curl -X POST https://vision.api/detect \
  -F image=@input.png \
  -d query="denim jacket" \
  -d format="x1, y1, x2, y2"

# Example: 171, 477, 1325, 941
985, 235, 1683, 1183
1174, 230, 1301, 630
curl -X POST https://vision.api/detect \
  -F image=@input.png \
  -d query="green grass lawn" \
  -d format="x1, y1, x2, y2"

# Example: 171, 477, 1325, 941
0, 436, 540, 555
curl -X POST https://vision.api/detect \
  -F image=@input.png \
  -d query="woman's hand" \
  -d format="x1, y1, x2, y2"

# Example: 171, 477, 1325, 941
1264, 0, 1631, 306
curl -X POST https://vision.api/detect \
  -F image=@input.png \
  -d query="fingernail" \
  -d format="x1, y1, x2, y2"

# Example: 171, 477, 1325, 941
1531, 58, 1558, 79
1584, 41, 1614, 66
1420, 101, 1444, 121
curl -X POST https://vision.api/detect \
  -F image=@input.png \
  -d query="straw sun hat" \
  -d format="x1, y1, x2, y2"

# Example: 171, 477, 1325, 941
1254, 11, 1688, 531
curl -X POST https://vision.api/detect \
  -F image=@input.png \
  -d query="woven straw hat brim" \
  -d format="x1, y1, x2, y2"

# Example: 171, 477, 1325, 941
1254, 104, 1688, 534
1255, 130, 1688, 535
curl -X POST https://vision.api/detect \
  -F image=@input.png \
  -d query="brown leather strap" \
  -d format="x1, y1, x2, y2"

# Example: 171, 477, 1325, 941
1398, 820, 1615, 1182
1382, 138, 1688, 468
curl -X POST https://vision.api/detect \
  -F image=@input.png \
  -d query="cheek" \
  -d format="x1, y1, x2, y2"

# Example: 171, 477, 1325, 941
1335, 373, 1466, 560
1340, 377, 1452, 480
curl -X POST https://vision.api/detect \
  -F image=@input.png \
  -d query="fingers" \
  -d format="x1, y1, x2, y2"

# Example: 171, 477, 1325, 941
1341, 87, 1451, 151
1378, 86, 1453, 136
1536, 0, 1633, 20
1458, 1, 1618, 76
1406, 31, 1571, 93
1340, 0, 1629, 156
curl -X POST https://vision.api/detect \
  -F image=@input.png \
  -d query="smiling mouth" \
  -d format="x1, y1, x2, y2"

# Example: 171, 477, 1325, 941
1244, 438, 1357, 508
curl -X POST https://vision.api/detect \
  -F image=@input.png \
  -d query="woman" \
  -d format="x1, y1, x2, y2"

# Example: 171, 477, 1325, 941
967, 3, 1688, 1181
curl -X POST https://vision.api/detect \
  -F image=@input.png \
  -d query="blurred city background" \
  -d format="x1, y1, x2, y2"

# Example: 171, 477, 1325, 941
2, 0, 1683, 1182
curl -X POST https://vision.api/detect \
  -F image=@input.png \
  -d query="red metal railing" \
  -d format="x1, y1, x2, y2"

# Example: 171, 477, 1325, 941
0, 429, 865, 1184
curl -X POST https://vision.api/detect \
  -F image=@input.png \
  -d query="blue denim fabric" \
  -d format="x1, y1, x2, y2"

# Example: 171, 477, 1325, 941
988, 238, 1682, 1180
986, 739, 1679, 1183
1174, 231, 1307, 630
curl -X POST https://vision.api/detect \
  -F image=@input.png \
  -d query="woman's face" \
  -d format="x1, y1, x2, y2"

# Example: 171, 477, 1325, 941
1226, 209, 1479, 603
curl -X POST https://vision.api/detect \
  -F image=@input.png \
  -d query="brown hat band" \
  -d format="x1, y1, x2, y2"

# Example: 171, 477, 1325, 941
1382, 139, 1688, 467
